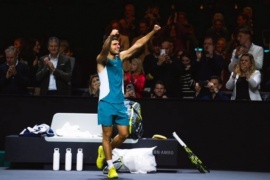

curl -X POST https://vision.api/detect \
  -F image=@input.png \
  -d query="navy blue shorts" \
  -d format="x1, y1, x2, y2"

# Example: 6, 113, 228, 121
98, 101, 129, 126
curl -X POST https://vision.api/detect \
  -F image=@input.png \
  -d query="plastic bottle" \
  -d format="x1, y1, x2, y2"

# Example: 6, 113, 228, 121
53, 148, 60, 171
76, 148, 83, 171
65, 148, 72, 171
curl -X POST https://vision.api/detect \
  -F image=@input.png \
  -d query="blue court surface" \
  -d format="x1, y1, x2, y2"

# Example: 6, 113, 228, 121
1, 167, 270, 180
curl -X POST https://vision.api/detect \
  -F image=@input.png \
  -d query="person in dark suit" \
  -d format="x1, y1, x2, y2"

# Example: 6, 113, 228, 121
36, 37, 72, 96
0, 46, 30, 95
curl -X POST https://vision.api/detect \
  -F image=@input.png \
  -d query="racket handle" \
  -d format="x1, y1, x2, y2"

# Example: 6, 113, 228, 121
173, 132, 187, 147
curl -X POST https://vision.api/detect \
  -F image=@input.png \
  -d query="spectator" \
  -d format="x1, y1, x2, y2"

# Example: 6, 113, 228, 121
195, 36, 225, 79
228, 26, 264, 72
0, 46, 30, 95
82, 74, 100, 97
125, 58, 146, 98
154, 39, 178, 97
194, 35, 225, 98
226, 53, 262, 101
143, 37, 161, 96
206, 18, 230, 41
242, 6, 253, 28
59, 39, 82, 90
215, 37, 228, 60
175, 53, 196, 99
228, 13, 251, 52
131, 19, 151, 60
144, 4, 162, 28
13, 38, 27, 63
215, 37, 231, 91
151, 80, 168, 99
24, 38, 41, 87
119, 3, 137, 42
36, 37, 72, 96
176, 11, 199, 54
125, 82, 136, 98
198, 76, 229, 100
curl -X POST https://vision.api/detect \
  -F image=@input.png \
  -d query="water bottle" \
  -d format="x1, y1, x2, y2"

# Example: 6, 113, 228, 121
65, 148, 72, 171
53, 148, 60, 171
76, 148, 83, 171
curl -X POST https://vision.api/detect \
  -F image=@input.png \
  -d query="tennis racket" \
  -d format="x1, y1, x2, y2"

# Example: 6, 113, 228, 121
172, 132, 210, 173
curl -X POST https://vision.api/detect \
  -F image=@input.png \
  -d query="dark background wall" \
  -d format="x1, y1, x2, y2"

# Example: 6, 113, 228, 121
0, 95, 269, 171
1, 0, 270, 87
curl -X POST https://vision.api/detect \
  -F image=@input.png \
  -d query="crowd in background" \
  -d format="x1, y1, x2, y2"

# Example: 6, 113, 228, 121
0, 2, 270, 101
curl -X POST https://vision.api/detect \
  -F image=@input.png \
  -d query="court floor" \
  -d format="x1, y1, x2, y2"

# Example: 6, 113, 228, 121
1, 167, 270, 180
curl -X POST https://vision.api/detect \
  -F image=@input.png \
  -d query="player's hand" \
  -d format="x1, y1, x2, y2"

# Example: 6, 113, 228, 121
110, 29, 119, 36
153, 24, 161, 32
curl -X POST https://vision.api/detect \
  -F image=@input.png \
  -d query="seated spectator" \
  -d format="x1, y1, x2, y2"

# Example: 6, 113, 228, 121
226, 53, 262, 101
228, 26, 264, 73
36, 37, 72, 96
82, 74, 100, 97
0, 46, 30, 95
125, 58, 146, 98
151, 80, 168, 99
197, 76, 229, 100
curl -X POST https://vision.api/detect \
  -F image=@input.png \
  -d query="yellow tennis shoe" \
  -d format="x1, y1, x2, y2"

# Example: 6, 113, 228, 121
96, 145, 105, 169
108, 167, 118, 179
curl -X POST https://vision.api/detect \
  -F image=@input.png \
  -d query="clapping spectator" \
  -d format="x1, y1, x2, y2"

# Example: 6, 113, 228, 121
0, 46, 30, 95
36, 37, 72, 96
226, 53, 262, 101
228, 26, 264, 73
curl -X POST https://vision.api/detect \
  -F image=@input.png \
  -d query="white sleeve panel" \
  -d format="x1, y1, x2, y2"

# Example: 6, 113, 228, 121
98, 67, 110, 101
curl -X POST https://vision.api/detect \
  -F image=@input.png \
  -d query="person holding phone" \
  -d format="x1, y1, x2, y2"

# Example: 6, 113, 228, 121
194, 35, 225, 98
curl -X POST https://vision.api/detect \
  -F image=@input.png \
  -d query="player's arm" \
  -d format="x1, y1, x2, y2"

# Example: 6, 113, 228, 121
120, 25, 161, 61
96, 30, 119, 72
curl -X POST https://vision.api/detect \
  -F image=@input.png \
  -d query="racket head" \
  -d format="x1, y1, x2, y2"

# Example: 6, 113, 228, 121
184, 147, 210, 173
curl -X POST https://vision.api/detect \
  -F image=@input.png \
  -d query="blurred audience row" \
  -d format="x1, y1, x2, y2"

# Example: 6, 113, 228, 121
0, 3, 269, 101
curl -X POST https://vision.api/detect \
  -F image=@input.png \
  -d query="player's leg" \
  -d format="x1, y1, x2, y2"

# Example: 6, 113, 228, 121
111, 125, 129, 149
96, 101, 113, 169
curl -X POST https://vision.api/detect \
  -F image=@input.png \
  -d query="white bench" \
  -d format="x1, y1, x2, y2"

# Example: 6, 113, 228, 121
45, 113, 138, 143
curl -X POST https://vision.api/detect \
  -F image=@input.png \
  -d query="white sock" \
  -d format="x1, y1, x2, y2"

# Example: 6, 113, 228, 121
107, 160, 114, 169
